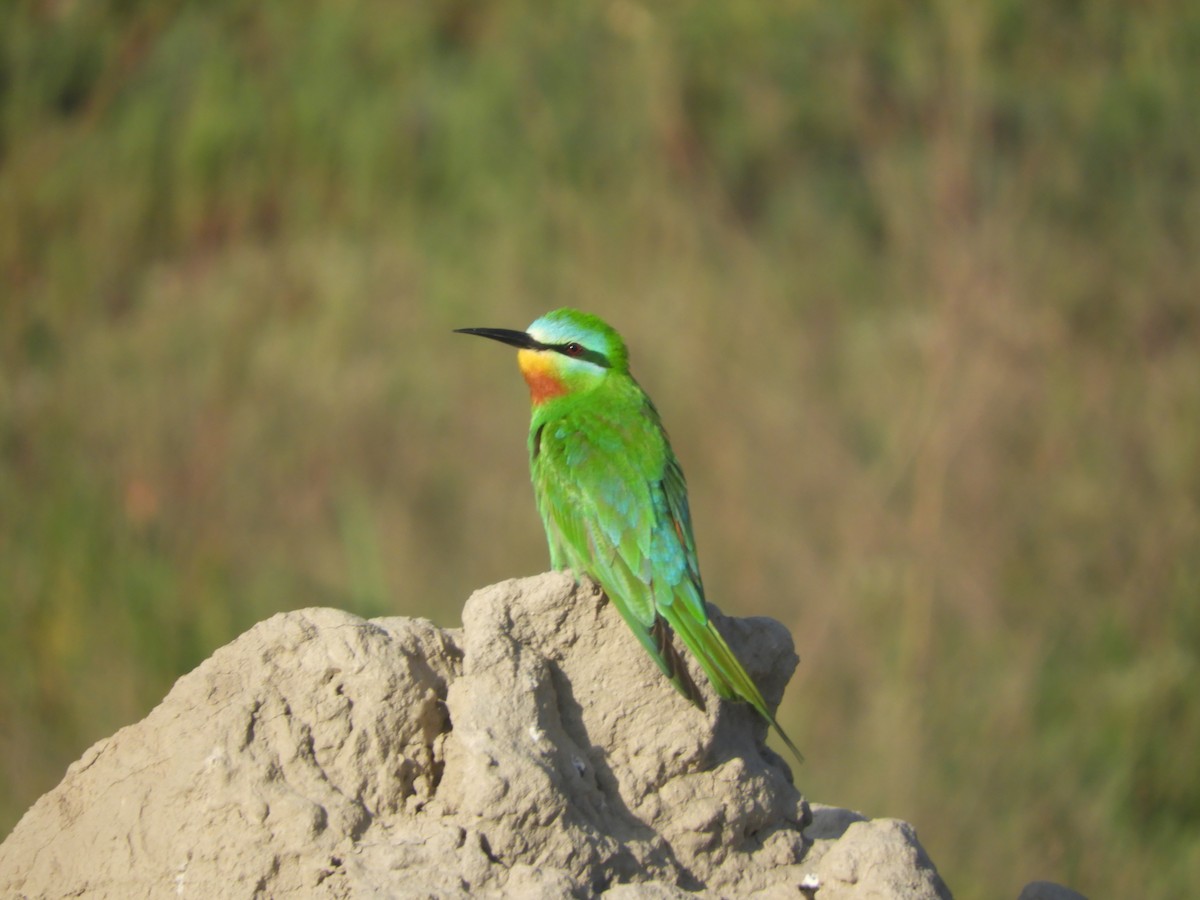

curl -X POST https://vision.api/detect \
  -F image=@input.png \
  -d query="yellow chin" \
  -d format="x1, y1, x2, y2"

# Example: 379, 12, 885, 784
517, 349, 568, 404
517, 348, 548, 375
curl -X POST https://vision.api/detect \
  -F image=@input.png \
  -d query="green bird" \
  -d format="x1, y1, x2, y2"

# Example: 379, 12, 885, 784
456, 308, 802, 762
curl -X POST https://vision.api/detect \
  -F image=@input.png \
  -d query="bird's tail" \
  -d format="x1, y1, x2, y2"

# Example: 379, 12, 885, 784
666, 608, 805, 764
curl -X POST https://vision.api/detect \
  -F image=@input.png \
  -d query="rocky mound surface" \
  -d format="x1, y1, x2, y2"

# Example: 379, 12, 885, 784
0, 573, 954, 898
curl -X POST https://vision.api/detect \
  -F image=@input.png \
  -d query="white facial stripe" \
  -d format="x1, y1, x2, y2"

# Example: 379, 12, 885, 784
527, 323, 599, 351
526, 325, 552, 345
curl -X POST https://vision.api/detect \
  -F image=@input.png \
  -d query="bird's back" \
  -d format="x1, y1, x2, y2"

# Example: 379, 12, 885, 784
529, 377, 694, 601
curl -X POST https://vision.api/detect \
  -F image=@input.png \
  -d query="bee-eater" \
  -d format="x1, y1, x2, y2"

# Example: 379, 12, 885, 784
456, 308, 802, 762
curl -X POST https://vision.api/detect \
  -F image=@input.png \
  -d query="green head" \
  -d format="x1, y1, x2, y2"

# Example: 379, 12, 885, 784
455, 308, 630, 405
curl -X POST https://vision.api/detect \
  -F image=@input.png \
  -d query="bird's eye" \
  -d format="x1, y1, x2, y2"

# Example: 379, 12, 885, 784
564, 342, 583, 356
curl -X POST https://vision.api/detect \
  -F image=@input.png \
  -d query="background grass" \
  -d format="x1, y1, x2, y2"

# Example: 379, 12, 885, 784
3, 1, 1199, 896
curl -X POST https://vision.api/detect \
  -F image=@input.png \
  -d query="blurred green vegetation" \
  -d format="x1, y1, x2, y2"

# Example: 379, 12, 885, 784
2, 1, 1198, 895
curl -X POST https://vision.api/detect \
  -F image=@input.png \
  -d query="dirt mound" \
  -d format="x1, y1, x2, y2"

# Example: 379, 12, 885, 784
0, 573, 951, 898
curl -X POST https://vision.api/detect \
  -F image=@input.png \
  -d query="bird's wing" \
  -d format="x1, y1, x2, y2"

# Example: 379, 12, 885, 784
656, 454, 706, 613
532, 401, 705, 704
534, 405, 660, 625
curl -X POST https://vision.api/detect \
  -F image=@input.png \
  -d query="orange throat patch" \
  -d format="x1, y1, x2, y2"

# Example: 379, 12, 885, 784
518, 349, 569, 405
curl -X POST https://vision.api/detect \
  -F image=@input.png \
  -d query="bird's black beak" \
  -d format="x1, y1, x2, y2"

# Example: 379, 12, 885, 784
454, 327, 543, 350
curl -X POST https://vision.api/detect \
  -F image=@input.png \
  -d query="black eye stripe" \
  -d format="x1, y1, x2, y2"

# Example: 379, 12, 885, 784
548, 341, 611, 369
